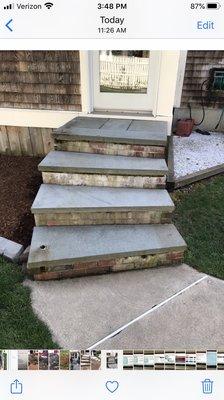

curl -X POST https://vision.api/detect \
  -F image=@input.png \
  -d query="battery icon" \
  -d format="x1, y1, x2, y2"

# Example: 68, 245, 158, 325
207, 2, 221, 8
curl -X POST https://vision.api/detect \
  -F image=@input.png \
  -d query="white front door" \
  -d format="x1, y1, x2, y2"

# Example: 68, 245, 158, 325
92, 50, 161, 114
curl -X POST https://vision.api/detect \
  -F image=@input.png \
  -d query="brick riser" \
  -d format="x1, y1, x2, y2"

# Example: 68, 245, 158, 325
54, 140, 165, 159
32, 250, 185, 281
34, 211, 172, 226
42, 172, 166, 189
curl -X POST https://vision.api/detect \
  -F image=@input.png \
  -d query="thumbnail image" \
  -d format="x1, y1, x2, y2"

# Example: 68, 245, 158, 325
80, 350, 91, 370
90, 351, 101, 370
70, 351, 80, 370
49, 350, 60, 370
144, 351, 155, 370
217, 352, 224, 370
0, 350, 8, 371
196, 351, 207, 370
133, 350, 144, 370
106, 351, 118, 369
60, 350, 70, 370
39, 350, 49, 370
186, 352, 196, 370
164, 352, 175, 370
28, 350, 39, 370
175, 352, 186, 370
18, 350, 28, 370
154, 352, 165, 370
123, 351, 134, 370
207, 351, 217, 369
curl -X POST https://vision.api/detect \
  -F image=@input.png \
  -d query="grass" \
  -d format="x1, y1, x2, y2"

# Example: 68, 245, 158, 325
172, 175, 224, 279
0, 257, 58, 349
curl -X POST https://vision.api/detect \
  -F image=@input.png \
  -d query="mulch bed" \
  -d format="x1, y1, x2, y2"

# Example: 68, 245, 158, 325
0, 154, 42, 247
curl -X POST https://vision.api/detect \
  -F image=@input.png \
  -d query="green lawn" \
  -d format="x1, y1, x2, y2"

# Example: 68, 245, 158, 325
172, 175, 224, 279
0, 257, 58, 349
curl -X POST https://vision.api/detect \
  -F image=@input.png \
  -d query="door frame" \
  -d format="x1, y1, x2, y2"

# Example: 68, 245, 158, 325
80, 50, 182, 119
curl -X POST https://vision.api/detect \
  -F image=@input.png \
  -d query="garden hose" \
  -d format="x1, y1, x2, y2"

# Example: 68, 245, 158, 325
188, 78, 224, 131
188, 78, 210, 127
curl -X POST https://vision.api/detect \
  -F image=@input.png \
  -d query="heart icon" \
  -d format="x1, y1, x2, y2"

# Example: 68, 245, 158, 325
106, 381, 119, 393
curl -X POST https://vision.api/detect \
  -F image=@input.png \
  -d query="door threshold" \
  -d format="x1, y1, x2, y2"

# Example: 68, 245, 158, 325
91, 110, 154, 118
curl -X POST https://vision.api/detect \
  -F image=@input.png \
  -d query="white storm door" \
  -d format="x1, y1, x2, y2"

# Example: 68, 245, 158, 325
92, 50, 161, 113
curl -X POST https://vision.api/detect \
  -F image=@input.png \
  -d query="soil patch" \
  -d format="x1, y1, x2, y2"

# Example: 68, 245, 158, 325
0, 154, 42, 247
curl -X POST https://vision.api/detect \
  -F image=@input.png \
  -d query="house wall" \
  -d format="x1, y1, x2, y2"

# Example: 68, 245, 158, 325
174, 50, 224, 131
181, 50, 224, 108
0, 51, 82, 155
0, 51, 81, 111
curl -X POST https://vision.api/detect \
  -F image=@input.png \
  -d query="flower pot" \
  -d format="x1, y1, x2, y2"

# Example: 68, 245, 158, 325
176, 119, 195, 137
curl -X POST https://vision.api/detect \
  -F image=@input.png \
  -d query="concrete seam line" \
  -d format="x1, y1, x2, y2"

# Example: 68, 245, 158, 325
87, 275, 208, 350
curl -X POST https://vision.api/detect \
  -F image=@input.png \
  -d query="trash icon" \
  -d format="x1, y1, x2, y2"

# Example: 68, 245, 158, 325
202, 379, 213, 394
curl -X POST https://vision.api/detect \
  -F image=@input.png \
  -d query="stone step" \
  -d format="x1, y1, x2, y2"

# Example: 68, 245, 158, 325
54, 117, 168, 146
39, 151, 168, 176
32, 184, 175, 226
39, 151, 168, 189
27, 224, 187, 280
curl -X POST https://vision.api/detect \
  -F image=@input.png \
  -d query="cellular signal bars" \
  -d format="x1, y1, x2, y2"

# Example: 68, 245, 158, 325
4, 3, 14, 9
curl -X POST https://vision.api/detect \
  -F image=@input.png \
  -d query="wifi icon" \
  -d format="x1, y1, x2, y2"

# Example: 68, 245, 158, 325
44, 2, 53, 9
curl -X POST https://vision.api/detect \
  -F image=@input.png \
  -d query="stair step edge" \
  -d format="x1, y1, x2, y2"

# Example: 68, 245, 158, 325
31, 184, 175, 213
27, 224, 187, 269
38, 151, 169, 176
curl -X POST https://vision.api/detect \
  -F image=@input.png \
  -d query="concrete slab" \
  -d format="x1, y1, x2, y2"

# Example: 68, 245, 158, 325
25, 264, 203, 348
38, 151, 168, 176
0, 236, 24, 262
99, 275, 224, 349
27, 224, 187, 269
55, 117, 167, 146
32, 185, 175, 213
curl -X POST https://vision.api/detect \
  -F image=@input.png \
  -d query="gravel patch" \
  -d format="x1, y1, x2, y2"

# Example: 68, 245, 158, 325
174, 131, 224, 178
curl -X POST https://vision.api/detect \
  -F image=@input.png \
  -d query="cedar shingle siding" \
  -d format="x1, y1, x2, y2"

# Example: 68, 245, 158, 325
0, 51, 81, 110
181, 50, 224, 108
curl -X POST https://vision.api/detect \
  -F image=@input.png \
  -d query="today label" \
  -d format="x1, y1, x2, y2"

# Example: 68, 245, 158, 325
100, 16, 125, 25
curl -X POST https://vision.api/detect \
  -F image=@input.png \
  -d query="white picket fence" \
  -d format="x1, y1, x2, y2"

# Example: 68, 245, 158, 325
100, 56, 149, 91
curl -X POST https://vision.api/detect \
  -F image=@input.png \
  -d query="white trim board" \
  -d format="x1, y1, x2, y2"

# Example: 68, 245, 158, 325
0, 108, 82, 128
174, 51, 187, 108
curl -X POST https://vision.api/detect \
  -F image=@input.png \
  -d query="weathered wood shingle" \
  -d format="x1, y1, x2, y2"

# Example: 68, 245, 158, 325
181, 50, 224, 108
0, 51, 81, 110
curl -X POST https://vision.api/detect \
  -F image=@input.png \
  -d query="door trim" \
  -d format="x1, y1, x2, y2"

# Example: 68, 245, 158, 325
80, 51, 94, 114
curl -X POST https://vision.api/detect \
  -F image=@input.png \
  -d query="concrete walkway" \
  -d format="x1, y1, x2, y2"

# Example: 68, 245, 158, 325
25, 264, 224, 349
